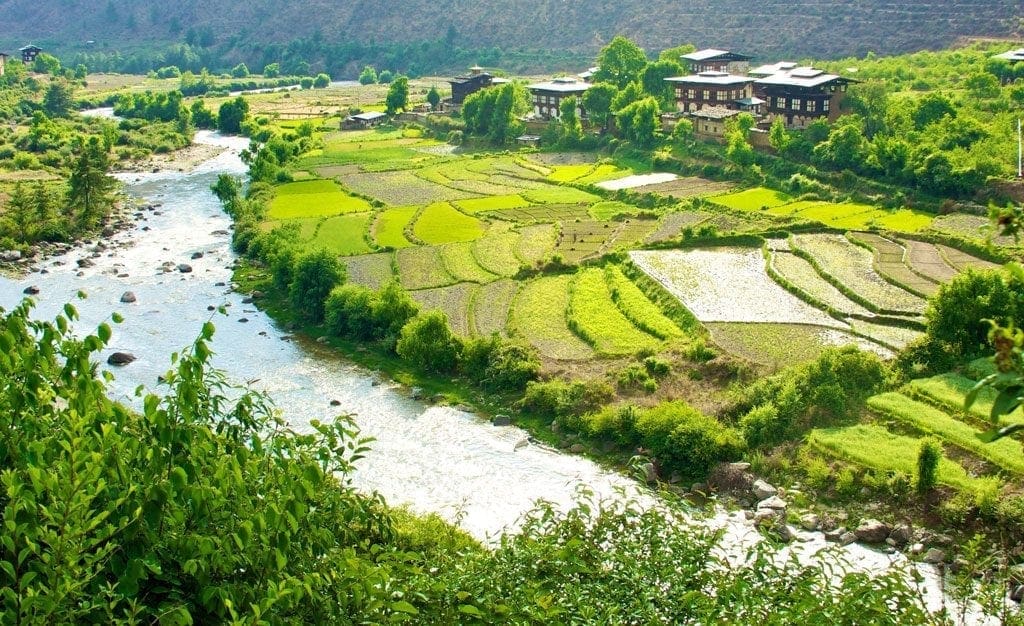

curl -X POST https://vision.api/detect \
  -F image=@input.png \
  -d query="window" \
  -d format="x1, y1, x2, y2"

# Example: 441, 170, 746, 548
687, 89, 695, 99
776, 97, 786, 109
702, 90, 710, 100
792, 98, 802, 110
823, 99, 830, 112
807, 100, 817, 113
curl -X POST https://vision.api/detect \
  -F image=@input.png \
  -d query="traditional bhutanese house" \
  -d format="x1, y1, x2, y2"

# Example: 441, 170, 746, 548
528, 77, 591, 120
448, 66, 495, 105
577, 66, 599, 81
754, 67, 855, 128
690, 106, 742, 140
993, 48, 1024, 63
20, 45, 42, 64
342, 111, 387, 130
0, 53, 7, 77
680, 48, 753, 75
665, 71, 756, 114
748, 61, 798, 78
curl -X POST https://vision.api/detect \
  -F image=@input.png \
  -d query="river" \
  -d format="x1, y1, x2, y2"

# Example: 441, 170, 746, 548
0, 129, 975, 620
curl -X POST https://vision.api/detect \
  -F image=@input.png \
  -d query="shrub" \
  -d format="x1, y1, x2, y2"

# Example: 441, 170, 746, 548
740, 402, 784, 448
289, 249, 345, 323
916, 437, 941, 495
617, 363, 656, 391
634, 402, 745, 476
325, 284, 377, 339
521, 380, 614, 418
396, 311, 462, 374
460, 337, 540, 392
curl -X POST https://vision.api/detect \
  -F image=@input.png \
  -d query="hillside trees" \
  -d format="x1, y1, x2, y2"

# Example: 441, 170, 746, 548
582, 82, 617, 131
217, 96, 250, 134
461, 82, 527, 145
385, 75, 410, 114
66, 136, 116, 230
594, 36, 648, 89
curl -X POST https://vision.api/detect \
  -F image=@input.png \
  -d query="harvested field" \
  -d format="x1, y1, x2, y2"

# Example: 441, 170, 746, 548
644, 211, 711, 243
606, 219, 660, 250
340, 170, 477, 206
472, 232, 523, 277
440, 243, 499, 284
472, 279, 519, 337
529, 152, 599, 166
929, 213, 1016, 246
707, 322, 891, 366
413, 202, 485, 244
344, 253, 394, 289
555, 220, 615, 264
589, 201, 643, 220
596, 172, 678, 191
409, 283, 476, 337
568, 268, 661, 356
847, 232, 939, 298
936, 244, 1000, 272
396, 246, 454, 290
848, 319, 924, 350
515, 224, 558, 266
511, 276, 594, 361
487, 204, 590, 223
901, 239, 959, 283
631, 176, 734, 199
770, 251, 873, 316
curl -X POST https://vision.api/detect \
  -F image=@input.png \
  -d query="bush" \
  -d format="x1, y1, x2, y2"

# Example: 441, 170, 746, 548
521, 380, 615, 418
461, 336, 541, 392
916, 437, 941, 495
289, 249, 345, 323
740, 402, 784, 448
396, 311, 462, 374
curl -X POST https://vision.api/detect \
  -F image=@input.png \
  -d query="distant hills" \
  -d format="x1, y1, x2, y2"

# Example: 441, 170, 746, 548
1, 0, 1021, 74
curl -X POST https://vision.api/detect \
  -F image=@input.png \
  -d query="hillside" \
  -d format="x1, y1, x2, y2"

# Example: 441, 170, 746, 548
0, 0, 1022, 74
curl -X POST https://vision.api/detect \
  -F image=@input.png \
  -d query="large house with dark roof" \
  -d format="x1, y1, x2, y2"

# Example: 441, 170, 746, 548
754, 66, 855, 128
681, 49, 753, 74
528, 77, 591, 120
20, 45, 41, 64
665, 71, 757, 114
448, 66, 509, 106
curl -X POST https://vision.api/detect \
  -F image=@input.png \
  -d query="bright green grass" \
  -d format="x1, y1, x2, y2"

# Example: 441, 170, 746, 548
605, 266, 683, 341
262, 217, 321, 241
315, 213, 374, 255
516, 224, 558, 266
268, 180, 373, 220
548, 164, 595, 183
568, 268, 661, 356
808, 424, 993, 493
868, 392, 1024, 475
511, 275, 593, 361
577, 164, 631, 184
440, 243, 499, 284
374, 207, 417, 249
413, 202, 485, 244
522, 185, 601, 205
472, 279, 518, 337
472, 232, 522, 277
906, 373, 1024, 424
870, 209, 934, 233
589, 201, 643, 221
454, 195, 531, 214
396, 246, 455, 290
711, 187, 793, 211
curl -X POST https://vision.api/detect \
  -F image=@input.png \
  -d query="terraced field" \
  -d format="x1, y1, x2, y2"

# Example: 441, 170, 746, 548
769, 250, 873, 317
905, 372, 1024, 425
515, 224, 558, 266
568, 268, 661, 356
268, 179, 373, 220
847, 232, 939, 297
707, 322, 891, 366
901, 239, 960, 282
317, 213, 374, 255
374, 207, 417, 249
471, 279, 519, 337
409, 283, 476, 337
511, 275, 594, 361
644, 211, 711, 243
605, 266, 683, 341
472, 232, 523, 277
344, 252, 394, 289
440, 243, 499, 284
340, 170, 477, 205
412, 202, 485, 244
395, 246, 454, 290
936, 244, 1000, 272
488, 204, 591, 223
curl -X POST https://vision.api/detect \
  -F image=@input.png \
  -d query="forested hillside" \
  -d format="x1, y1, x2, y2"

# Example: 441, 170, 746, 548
1, 0, 1021, 75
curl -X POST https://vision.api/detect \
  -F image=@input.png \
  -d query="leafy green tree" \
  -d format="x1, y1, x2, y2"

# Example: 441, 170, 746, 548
845, 81, 891, 138
396, 311, 462, 373
611, 81, 644, 113
658, 43, 697, 64
378, 69, 394, 84
32, 181, 55, 236
289, 248, 345, 323
314, 72, 331, 88
593, 36, 648, 89
671, 117, 694, 146
2, 183, 34, 242
916, 438, 941, 494
231, 62, 250, 78
488, 83, 521, 145
211, 174, 242, 216
33, 52, 61, 75
616, 96, 660, 148
964, 72, 1000, 99
42, 79, 75, 117
724, 112, 757, 168
217, 96, 250, 134
385, 76, 409, 114
582, 82, 617, 131
66, 137, 116, 230
426, 86, 441, 109
768, 116, 791, 153
359, 65, 378, 84
813, 115, 869, 171
263, 62, 280, 77
190, 100, 217, 129
641, 59, 684, 108
558, 96, 584, 145
300, 76, 314, 89
912, 92, 956, 130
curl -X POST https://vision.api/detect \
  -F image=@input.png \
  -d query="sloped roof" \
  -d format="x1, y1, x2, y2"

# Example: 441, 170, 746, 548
993, 48, 1024, 62
689, 106, 742, 120
350, 111, 386, 121
528, 77, 591, 93
755, 66, 853, 88
666, 71, 755, 86
682, 48, 753, 63
749, 61, 799, 77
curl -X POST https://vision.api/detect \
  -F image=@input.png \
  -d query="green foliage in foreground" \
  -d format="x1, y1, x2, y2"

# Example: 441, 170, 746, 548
0, 297, 947, 624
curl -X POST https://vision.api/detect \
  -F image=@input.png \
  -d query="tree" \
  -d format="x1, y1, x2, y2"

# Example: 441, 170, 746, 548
263, 62, 280, 78
2, 183, 34, 242
912, 93, 956, 130
43, 79, 75, 117
812, 116, 869, 171
768, 116, 791, 153
359, 66, 378, 85
611, 81, 644, 114
582, 82, 617, 131
217, 96, 250, 134
191, 100, 217, 129
593, 36, 648, 89
66, 137, 116, 230
300, 76, 314, 89
671, 117, 694, 146
289, 249, 345, 323
314, 73, 331, 88
724, 112, 757, 168
426, 86, 441, 110
211, 174, 242, 216
385, 76, 409, 114
33, 53, 61, 75
558, 96, 584, 145
616, 97, 660, 148
641, 59, 684, 108
378, 69, 394, 84
396, 311, 462, 373
658, 44, 697, 64
488, 83, 520, 145
845, 81, 891, 138
231, 62, 250, 78
916, 438, 941, 494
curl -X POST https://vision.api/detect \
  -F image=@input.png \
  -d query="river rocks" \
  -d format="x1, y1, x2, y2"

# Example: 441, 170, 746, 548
238, 317, 249, 323
77, 258, 95, 268
177, 263, 193, 273
888, 524, 913, 547
0, 249, 22, 262
752, 479, 777, 500
251, 290, 265, 299
23, 285, 40, 295
639, 462, 657, 483
774, 524, 796, 543
1011, 585, 1024, 604
120, 291, 137, 303
854, 519, 892, 544
706, 461, 754, 493
923, 548, 946, 564
757, 495, 787, 512
569, 443, 586, 454
410, 387, 424, 400
492, 414, 511, 426
107, 352, 136, 366
838, 531, 858, 546
191, 251, 204, 260
329, 399, 341, 406
799, 513, 820, 532
824, 527, 847, 542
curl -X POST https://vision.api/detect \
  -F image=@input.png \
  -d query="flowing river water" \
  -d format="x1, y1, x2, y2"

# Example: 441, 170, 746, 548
0, 128, 971, 619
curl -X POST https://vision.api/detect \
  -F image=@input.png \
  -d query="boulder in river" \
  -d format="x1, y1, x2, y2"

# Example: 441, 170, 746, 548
888, 524, 913, 547
107, 352, 136, 366
177, 264, 193, 273
120, 291, 137, 303
492, 414, 511, 426
191, 252, 204, 260
854, 519, 892, 544
0, 250, 22, 262
77, 258, 95, 268
23, 285, 40, 295
752, 479, 777, 500
923, 548, 946, 564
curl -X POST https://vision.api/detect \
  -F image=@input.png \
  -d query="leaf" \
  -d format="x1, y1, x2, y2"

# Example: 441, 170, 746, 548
97, 322, 112, 343
170, 466, 188, 491
458, 604, 484, 617
991, 387, 1024, 421
391, 601, 419, 615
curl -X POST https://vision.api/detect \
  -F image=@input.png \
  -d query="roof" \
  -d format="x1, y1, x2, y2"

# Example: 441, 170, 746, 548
666, 71, 755, 86
755, 67, 853, 89
735, 96, 766, 106
578, 66, 599, 79
491, 77, 511, 85
993, 48, 1024, 62
528, 77, 591, 93
748, 61, 798, 77
19, 45, 41, 52
449, 73, 491, 85
350, 111, 387, 121
681, 48, 751, 62
689, 106, 742, 120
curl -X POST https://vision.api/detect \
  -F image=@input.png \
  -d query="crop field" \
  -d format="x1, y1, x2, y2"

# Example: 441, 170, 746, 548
847, 232, 939, 297
343, 253, 395, 289
711, 187, 793, 211
644, 211, 711, 243
589, 201, 643, 220
929, 213, 1017, 247
630, 249, 842, 326
373, 207, 417, 249
339, 170, 477, 206
471, 279, 519, 337
576, 164, 633, 184
608, 219, 660, 250
472, 232, 523, 277
848, 319, 924, 350
454, 195, 531, 214
316, 213, 374, 255
630, 176, 734, 199
769, 251, 873, 316
511, 276, 594, 361
547, 164, 598, 183
261, 217, 321, 242
409, 283, 476, 337
487, 204, 591, 223
808, 425, 988, 492
707, 322, 890, 366
412, 202, 485, 244
267, 179, 373, 220
555, 220, 616, 264
440, 242, 499, 284
905, 373, 1024, 424
529, 152, 598, 166
515, 224, 558, 266
790, 234, 926, 315
868, 392, 1024, 475
936, 244, 1000, 272
568, 268, 661, 355
605, 266, 683, 340
395, 246, 454, 290
521, 185, 601, 205
901, 240, 959, 283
